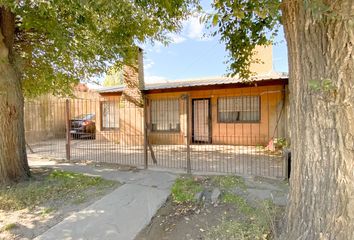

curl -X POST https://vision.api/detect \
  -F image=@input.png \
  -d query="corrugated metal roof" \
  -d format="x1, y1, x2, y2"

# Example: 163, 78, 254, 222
97, 85, 125, 93
97, 72, 288, 93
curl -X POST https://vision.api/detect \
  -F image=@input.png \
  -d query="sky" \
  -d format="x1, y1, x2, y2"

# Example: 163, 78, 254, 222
141, 1, 289, 84
90, 1, 288, 88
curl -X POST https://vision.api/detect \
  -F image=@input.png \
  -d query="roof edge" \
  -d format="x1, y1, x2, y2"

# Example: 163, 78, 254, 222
96, 72, 289, 94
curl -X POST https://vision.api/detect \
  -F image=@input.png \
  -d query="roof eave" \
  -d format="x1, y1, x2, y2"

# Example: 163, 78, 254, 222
143, 78, 288, 94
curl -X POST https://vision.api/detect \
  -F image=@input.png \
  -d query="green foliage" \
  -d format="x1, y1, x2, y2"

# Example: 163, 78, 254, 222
209, 0, 281, 79
222, 192, 254, 215
274, 137, 288, 149
308, 78, 335, 92
171, 176, 203, 204
210, 0, 346, 79
308, 80, 322, 91
206, 220, 268, 240
2, 223, 18, 232
211, 175, 246, 190
0, 170, 117, 211
304, 0, 341, 20
40, 207, 56, 215
0, 0, 199, 97
102, 67, 124, 87
214, 194, 280, 240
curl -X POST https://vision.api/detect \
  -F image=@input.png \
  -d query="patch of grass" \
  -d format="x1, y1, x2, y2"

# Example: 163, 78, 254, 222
213, 193, 282, 240
206, 219, 269, 240
0, 170, 117, 211
171, 177, 203, 204
72, 194, 87, 205
256, 144, 265, 150
256, 200, 283, 238
211, 175, 246, 190
41, 207, 56, 215
2, 223, 17, 232
222, 192, 254, 215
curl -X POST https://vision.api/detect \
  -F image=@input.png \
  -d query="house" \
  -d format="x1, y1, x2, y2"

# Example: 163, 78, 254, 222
96, 47, 289, 147
98, 73, 288, 146
24, 47, 289, 178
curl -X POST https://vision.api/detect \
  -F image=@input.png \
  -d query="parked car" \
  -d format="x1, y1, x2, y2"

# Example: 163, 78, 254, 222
70, 114, 96, 139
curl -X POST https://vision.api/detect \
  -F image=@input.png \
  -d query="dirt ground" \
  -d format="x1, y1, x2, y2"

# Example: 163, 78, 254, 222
0, 168, 119, 240
27, 139, 286, 179
135, 176, 287, 240
136, 198, 242, 240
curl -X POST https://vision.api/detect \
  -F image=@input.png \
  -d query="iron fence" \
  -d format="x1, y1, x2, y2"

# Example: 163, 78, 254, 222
25, 86, 288, 179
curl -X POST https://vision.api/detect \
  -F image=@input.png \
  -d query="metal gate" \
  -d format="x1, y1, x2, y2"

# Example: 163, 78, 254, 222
144, 85, 288, 179
25, 87, 288, 179
25, 98, 145, 167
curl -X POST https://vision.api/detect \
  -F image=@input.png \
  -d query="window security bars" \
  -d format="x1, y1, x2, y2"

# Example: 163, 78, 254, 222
24, 85, 288, 179
101, 101, 119, 130
150, 99, 180, 132
218, 96, 260, 123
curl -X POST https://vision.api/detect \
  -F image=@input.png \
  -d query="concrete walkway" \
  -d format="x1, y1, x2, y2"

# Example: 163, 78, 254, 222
30, 159, 177, 240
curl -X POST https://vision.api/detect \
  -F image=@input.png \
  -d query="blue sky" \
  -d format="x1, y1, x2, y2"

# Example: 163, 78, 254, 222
142, 1, 289, 84
90, 1, 289, 87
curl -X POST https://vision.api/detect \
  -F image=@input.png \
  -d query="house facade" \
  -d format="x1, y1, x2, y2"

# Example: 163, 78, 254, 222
98, 74, 288, 147
24, 47, 289, 178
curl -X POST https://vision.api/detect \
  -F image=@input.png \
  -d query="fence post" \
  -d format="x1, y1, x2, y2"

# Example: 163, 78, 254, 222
65, 99, 71, 161
143, 96, 148, 169
185, 95, 191, 174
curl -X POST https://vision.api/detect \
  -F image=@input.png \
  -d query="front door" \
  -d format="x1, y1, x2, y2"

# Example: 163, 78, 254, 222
192, 99, 211, 143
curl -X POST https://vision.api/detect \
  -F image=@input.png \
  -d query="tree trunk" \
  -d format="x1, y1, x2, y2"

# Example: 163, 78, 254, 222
282, 0, 354, 239
0, 8, 30, 184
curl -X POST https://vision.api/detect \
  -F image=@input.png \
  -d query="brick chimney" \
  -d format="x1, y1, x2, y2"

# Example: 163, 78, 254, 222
122, 48, 144, 107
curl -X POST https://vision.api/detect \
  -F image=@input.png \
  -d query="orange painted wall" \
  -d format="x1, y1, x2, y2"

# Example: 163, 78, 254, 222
250, 45, 273, 74
146, 96, 186, 145
146, 84, 287, 146
98, 95, 144, 145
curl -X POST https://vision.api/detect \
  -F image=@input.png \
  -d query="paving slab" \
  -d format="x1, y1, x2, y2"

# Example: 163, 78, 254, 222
241, 177, 289, 206
31, 160, 176, 240
30, 159, 176, 190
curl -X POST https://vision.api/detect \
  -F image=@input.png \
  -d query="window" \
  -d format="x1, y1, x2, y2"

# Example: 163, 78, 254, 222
151, 99, 180, 131
101, 101, 119, 129
218, 96, 260, 123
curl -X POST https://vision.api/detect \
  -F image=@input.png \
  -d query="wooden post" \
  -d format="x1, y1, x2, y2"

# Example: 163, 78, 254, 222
65, 99, 71, 161
143, 96, 148, 169
186, 95, 191, 174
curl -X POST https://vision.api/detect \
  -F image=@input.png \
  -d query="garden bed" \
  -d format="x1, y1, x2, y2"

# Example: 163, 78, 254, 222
136, 175, 287, 240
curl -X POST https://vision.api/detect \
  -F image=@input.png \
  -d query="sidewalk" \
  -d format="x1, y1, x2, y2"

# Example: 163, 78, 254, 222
31, 159, 177, 240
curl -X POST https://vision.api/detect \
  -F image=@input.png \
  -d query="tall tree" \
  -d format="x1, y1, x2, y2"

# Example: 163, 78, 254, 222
211, 0, 354, 239
102, 67, 124, 87
0, 0, 199, 183
0, 8, 29, 183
